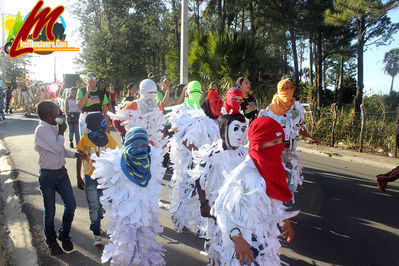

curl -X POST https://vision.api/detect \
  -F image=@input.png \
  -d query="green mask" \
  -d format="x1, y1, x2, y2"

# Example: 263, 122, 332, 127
185, 81, 202, 109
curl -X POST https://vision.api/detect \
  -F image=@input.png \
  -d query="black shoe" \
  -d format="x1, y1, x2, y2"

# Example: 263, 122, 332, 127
58, 233, 74, 251
47, 240, 63, 255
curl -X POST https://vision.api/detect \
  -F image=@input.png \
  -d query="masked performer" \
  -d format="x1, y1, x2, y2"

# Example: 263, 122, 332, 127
109, 79, 166, 149
213, 116, 299, 266
91, 127, 165, 265
222, 87, 244, 115
190, 113, 248, 265
259, 77, 318, 199
168, 87, 223, 232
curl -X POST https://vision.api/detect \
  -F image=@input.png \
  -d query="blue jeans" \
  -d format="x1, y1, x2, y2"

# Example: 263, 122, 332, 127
84, 175, 103, 234
0, 107, 5, 121
38, 168, 76, 241
67, 121, 80, 144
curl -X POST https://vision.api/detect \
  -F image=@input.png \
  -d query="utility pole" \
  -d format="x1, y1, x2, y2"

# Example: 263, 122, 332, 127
180, 0, 188, 84
54, 56, 56, 82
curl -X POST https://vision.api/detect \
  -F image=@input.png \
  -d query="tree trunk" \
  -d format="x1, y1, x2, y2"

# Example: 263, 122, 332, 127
317, 30, 323, 108
171, 0, 180, 51
290, 29, 299, 86
283, 37, 288, 75
249, 0, 256, 36
221, 0, 226, 33
309, 39, 314, 87
333, 69, 339, 104
354, 15, 365, 118
390, 76, 394, 94
338, 56, 344, 109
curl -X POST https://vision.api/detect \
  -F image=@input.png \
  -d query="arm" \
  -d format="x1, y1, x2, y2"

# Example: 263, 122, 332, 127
176, 86, 188, 105
298, 127, 320, 144
195, 179, 214, 218
76, 153, 85, 190
102, 104, 111, 133
77, 89, 90, 110
35, 124, 67, 154
160, 88, 171, 109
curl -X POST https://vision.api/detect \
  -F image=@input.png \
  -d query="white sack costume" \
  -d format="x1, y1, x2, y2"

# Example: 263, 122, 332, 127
92, 127, 165, 265
167, 87, 222, 232
259, 79, 305, 200
108, 79, 167, 149
213, 117, 299, 266
189, 113, 248, 265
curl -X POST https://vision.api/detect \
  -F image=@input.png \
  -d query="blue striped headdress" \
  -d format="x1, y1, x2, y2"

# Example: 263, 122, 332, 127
120, 127, 152, 187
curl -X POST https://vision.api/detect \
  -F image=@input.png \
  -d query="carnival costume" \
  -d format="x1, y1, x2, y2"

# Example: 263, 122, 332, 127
91, 127, 165, 266
108, 79, 167, 149
167, 86, 222, 232
189, 113, 248, 265
259, 79, 305, 200
213, 117, 299, 266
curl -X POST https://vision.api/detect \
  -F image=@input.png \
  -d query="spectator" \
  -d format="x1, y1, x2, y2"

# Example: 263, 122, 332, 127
157, 76, 185, 108
0, 88, 5, 123
76, 113, 117, 247
76, 73, 110, 136
97, 78, 113, 113
34, 101, 86, 255
5, 86, 13, 114
236, 77, 258, 122
65, 87, 80, 148
108, 83, 117, 112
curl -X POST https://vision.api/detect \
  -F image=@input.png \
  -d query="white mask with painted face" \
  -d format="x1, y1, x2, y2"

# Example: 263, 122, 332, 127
227, 120, 247, 148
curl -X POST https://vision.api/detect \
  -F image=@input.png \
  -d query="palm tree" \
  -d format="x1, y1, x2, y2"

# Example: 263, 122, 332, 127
383, 48, 399, 94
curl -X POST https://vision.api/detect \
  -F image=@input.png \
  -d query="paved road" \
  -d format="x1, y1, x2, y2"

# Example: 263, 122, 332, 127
1, 112, 399, 265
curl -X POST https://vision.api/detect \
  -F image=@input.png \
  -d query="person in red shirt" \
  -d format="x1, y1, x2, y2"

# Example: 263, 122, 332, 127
108, 83, 117, 112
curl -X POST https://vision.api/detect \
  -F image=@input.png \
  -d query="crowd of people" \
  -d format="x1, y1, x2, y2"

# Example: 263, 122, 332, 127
27, 71, 323, 265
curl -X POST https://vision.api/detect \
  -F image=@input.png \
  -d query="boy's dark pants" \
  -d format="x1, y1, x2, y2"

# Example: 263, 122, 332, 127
38, 167, 76, 242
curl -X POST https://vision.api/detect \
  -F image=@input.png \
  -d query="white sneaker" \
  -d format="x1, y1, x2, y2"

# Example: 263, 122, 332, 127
93, 234, 109, 247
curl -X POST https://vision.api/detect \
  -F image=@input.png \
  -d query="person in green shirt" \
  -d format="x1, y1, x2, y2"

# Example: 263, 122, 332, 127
157, 76, 186, 109
76, 72, 110, 136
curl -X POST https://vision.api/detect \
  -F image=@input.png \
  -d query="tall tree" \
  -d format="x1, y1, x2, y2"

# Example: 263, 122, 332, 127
325, 0, 399, 116
2, 55, 30, 86
383, 48, 399, 94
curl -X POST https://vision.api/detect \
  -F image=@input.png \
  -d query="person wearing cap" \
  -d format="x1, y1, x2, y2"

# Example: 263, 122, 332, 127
90, 127, 165, 265
76, 112, 118, 247
76, 72, 111, 137
258, 75, 319, 200
213, 116, 299, 266
208, 81, 220, 92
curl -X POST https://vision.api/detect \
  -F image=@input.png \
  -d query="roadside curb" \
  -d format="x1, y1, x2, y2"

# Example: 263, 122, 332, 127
0, 140, 39, 266
297, 142, 399, 170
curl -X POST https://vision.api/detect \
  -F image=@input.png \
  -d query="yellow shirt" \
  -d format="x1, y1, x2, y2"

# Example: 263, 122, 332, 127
77, 133, 117, 176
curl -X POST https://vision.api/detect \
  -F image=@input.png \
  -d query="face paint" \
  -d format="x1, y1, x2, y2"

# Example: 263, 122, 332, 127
227, 120, 247, 148
208, 90, 223, 117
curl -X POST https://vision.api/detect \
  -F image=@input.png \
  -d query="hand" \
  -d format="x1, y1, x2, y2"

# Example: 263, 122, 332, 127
76, 152, 88, 160
77, 176, 85, 190
281, 219, 294, 242
232, 234, 255, 266
310, 137, 320, 145
58, 123, 67, 135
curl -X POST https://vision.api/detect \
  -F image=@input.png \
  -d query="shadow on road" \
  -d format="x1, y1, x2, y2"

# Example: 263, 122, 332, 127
286, 166, 399, 265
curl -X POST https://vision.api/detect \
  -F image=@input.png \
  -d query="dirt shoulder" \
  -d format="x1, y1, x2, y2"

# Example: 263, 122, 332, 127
297, 141, 399, 170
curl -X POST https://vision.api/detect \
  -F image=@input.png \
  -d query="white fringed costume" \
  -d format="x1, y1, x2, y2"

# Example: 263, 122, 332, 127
190, 140, 247, 265
213, 156, 299, 266
167, 104, 220, 232
259, 101, 305, 199
91, 146, 166, 266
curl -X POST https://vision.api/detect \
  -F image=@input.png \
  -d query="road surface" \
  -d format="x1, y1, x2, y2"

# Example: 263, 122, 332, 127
1, 112, 398, 265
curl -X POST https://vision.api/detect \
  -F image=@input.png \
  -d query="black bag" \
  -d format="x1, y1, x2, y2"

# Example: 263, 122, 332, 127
67, 112, 80, 123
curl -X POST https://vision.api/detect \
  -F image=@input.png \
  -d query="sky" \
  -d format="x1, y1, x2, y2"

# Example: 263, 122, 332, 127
2, 0, 399, 95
